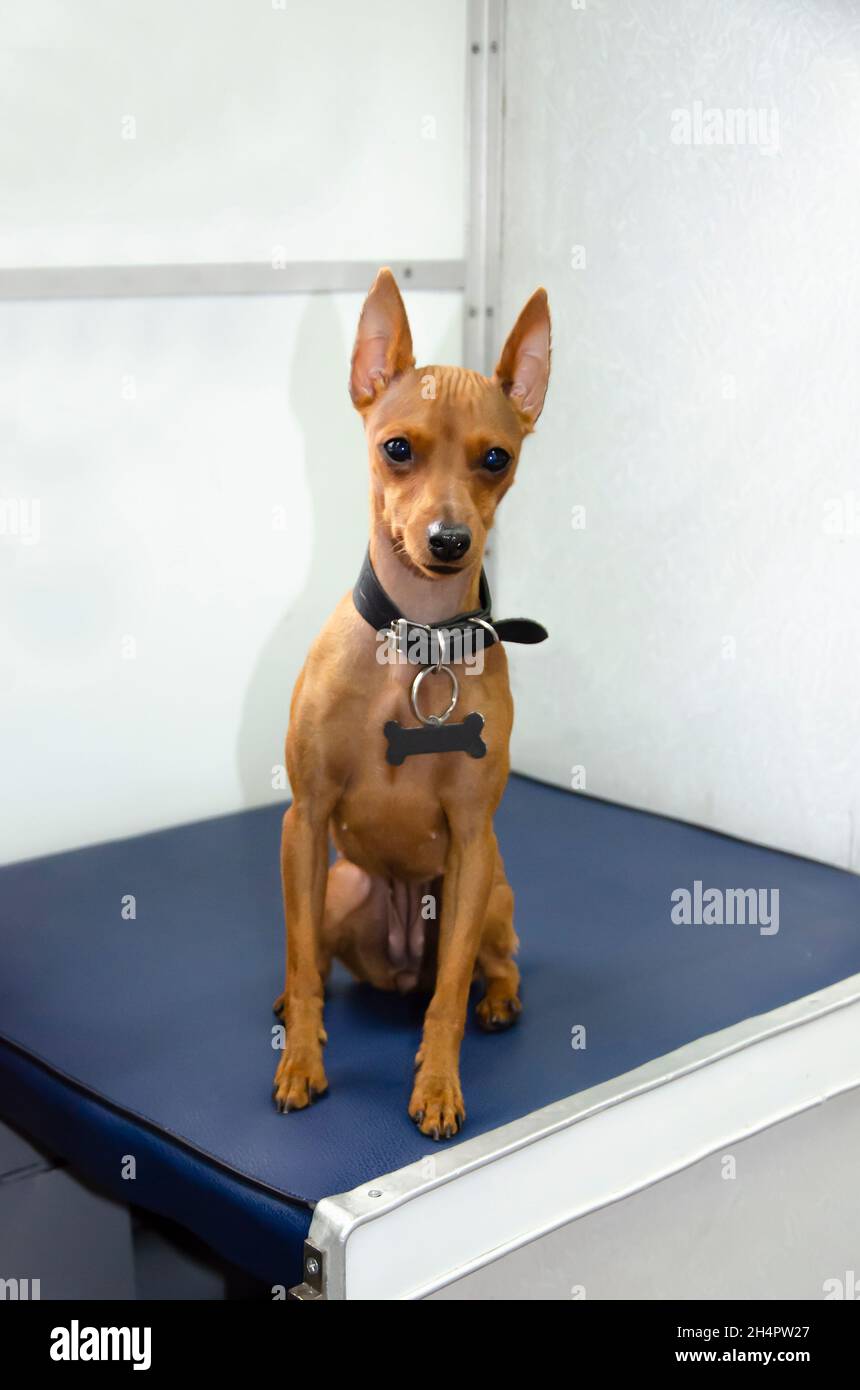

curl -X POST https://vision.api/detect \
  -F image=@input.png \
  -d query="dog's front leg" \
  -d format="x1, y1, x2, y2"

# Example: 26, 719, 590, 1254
273, 800, 332, 1112
409, 815, 496, 1139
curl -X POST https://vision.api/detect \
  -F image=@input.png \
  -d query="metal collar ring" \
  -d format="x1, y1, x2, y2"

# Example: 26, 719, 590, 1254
410, 664, 459, 726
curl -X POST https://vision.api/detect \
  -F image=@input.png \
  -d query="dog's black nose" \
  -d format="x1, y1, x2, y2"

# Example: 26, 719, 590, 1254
427, 522, 472, 563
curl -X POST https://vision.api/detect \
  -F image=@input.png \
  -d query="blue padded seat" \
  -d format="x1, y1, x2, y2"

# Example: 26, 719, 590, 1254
2, 776, 859, 1286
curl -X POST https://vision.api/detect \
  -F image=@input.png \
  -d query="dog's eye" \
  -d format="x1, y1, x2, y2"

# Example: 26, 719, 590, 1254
383, 437, 412, 464
482, 446, 511, 474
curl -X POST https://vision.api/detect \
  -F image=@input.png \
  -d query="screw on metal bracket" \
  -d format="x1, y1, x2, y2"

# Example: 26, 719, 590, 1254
287, 1241, 326, 1301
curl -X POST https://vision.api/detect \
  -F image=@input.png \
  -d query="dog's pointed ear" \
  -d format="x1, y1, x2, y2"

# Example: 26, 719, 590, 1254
493, 288, 551, 427
349, 268, 415, 410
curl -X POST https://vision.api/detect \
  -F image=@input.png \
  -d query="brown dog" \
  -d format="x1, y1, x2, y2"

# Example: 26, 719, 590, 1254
273, 268, 551, 1139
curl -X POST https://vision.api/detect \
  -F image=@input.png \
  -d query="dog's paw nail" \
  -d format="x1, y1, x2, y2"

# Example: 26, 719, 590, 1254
429, 1126, 440, 1141
443, 1124, 454, 1139
455, 1111, 465, 1128
413, 1109, 425, 1125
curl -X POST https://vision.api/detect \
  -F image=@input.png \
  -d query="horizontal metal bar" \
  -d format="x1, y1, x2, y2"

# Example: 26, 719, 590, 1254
0, 259, 466, 301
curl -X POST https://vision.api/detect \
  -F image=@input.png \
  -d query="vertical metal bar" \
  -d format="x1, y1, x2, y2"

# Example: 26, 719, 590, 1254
464, 0, 506, 377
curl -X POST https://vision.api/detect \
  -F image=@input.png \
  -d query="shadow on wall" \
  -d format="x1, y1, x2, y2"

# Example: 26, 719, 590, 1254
236, 293, 366, 808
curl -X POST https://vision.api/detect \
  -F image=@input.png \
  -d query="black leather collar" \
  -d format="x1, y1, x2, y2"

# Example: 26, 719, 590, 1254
352, 548, 548, 658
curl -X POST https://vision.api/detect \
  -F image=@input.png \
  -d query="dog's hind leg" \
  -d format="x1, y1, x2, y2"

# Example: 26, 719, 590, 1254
474, 852, 521, 1032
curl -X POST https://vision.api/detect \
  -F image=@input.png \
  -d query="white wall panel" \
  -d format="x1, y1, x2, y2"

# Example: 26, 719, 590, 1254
495, 0, 860, 869
0, 0, 465, 266
0, 290, 463, 861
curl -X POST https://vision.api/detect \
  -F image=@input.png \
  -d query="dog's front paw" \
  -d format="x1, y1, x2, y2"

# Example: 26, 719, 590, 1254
272, 1048, 328, 1113
409, 1067, 465, 1141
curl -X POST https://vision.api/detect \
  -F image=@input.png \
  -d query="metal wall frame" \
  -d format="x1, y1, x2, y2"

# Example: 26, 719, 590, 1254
0, 260, 464, 301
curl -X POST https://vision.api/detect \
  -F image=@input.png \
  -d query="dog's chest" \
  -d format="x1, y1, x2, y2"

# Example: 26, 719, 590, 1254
318, 638, 512, 877
331, 771, 450, 881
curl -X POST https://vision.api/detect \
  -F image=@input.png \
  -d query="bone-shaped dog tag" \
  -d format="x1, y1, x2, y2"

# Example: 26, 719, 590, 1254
384, 711, 487, 766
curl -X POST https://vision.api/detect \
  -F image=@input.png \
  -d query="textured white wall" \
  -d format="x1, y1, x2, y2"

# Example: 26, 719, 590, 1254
495, 0, 860, 870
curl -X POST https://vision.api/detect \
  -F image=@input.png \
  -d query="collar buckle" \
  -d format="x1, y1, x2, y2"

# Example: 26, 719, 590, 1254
388, 617, 411, 660
389, 616, 435, 662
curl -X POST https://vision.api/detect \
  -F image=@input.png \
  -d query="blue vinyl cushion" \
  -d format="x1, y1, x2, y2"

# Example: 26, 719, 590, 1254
1, 775, 859, 1285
